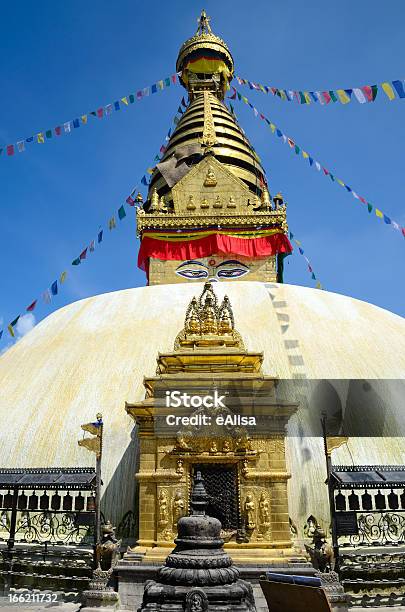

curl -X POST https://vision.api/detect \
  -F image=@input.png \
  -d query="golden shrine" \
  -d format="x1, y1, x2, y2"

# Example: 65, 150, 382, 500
126, 282, 301, 564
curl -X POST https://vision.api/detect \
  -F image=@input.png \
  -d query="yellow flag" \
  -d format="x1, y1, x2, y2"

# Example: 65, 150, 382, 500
121, 97, 128, 105
242, 96, 248, 104
304, 92, 311, 104
37, 133, 44, 144
157, 80, 164, 90
81, 115, 88, 124
259, 85, 266, 93
316, 281, 322, 289
109, 216, 116, 230
7, 324, 15, 338
336, 89, 350, 104
270, 123, 276, 133
375, 209, 383, 218
337, 179, 345, 187
382, 82, 395, 101
147, 167, 154, 175
81, 422, 101, 436
302, 151, 309, 159
279, 90, 287, 101
60, 271, 67, 283
78, 437, 100, 454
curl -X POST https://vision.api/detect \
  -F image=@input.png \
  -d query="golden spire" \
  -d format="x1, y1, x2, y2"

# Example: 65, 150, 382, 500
196, 9, 212, 35
200, 92, 218, 151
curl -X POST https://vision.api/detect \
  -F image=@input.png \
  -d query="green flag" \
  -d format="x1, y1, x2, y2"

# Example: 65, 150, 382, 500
329, 90, 338, 103
118, 205, 126, 220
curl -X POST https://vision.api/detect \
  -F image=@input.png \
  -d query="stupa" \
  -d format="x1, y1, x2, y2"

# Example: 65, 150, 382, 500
139, 471, 256, 612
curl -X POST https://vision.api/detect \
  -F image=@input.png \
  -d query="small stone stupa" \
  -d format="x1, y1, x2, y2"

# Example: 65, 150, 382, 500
139, 471, 256, 612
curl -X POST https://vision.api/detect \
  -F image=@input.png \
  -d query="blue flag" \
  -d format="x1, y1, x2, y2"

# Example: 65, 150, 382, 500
51, 281, 58, 296
151, 84, 157, 94
141, 175, 148, 186
73, 118, 80, 128
392, 80, 405, 99
98, 230, 103, 243
114, 101, 120, 111
299, 248, 304, 255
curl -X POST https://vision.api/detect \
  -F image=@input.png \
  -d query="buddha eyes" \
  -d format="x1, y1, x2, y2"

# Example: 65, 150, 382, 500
217, 268, 249, 278
176, 269, 209, 279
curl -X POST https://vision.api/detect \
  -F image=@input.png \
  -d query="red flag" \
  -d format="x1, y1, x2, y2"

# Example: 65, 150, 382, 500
96, 108, 103, 118
229, 87, 237, 100
287, 138, 295, 148
80, 248, 88, 260
6, 144, 14, 156
26, 300, 37, 312
322, 91, 332, 104
361, 85, 373, 102
55, 126, 62, 136
270, 87, 277, 96
260, 113, 265, 120
359, 196, 366, 204
171, 74, 177, 84
126, 196, 135, 206
160, 145, 167, 154
323, 168, 329, 176
402, 227, 405, 238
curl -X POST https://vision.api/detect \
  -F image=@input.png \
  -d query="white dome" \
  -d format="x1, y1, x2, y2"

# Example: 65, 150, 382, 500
0, 281, 404, 530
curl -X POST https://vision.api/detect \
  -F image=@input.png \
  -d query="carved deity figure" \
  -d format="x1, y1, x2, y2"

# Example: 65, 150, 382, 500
200, 197, 209, 209
185, 298, 201, 335
213, 195, 222, 208
187, 194, 197, 210
227, 195, 236, 208
158, 490, 169, 527
218, 298, 233, 334
210, 441, 218, 453
204, 165, 217, 187
244, 494, 256, 530
96, 520, 121, 571
222, 440, 231, 453
201, 296, 218, 334
186, 591, 208, 612
258, 492, 270, 531
172, 491, 186, 531
176, 458, 184, 475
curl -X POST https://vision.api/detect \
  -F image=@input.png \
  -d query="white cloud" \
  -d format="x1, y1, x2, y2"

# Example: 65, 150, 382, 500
16, 313, 36, 337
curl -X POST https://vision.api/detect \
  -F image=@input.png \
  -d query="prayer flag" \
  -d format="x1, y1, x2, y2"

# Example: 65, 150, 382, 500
26, 300, 37, 312
323, 168, 329, 176
126, 195, 135, 205
181, 96, 187, 108
160, 145, 166, 154
0, 330, 2, 340
304, 92, 311, 104
37, 133, 44, 143
42, 289, 51, 304
311, 273, 316, 280
299, 92, 306, 104
289, 232, 294, 239
64, 122, 71, 133
361, 86, 374, 102
129, 94, 135, 103
142, 87, 150, 96
302, 151, 309, 159
97, 108, 103, 118
344, 89, 353, 100
309, 92, 318, 103
229, 87, 237, 100
118, 205, 126, 220
8, 315, 20, 337
165, 77, 170, 87
383, 215, 391, 224
89, 240, 95, 252
98, 230, 103, 243
315, 161, 321, 171
329, 91, 338, 103
316, 282, 322, 289
299, 248, 304, 255
51, 281, 58, 296
322, 91, 331, 104
80, 248, 87, 260
336, 89, 350, 104
154, 154, 161, 161
309, 157, 314, 166
90, 111, 97, 117
6, 144, 14, 156
45, 129, 52, 139
26, 136, 34, 143
81, 115, 88, 124
173, 116, 180, 124
270, 123, 276, 133
147, 168, 154, 174
345, 185, 352, 192
367, 203, 373, 213
141, 175, 148, 185
72, 257, 81, 266
157, 80, 164, 90
60, 271, 67, 283
359, 196, 366, 204
276, 129, 282, 137
73, 118, 80, 129
382, 82, 395, 100
353, 88, 367, 103
392, 80, 405, 98
294, 145, 300, 155
352, 191, 359, 199
105, 103, 113, 115
151, 84, 157, 94
375, 209, 383, 219
282, 135, 287, 144
392, 221, 400, 230
337, 179, 345, 186
114, 101, 120, 111
121, 96, 128, 105
171, 74, 177, 84
17, 141, 25, 153
177, 106, 184, 114
108, 216, 116, 230
55, 126, 61, 136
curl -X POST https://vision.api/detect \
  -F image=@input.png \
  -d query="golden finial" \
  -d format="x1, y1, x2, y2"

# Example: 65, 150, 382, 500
197, 9, 212, 35
135, 192, 143, 206
273, 192, 284, 209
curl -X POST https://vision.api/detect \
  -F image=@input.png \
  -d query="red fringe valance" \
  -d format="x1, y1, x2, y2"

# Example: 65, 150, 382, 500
138, 233, 292, 272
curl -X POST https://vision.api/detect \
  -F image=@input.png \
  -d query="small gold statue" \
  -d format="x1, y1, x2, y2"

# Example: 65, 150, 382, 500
187, 194, 197, 210
200, 197, 209, 209
222, 440, 231, 453
150, 188, 160, 213
210, 441, 218, 453
172, 490, 186, 531
227, 195, 237, 208
204, 165, 217, 187
244, 494, 256, 530
261, 188, 272, 210
213, 195, 222, 208
201, 295, 218, 334
158, 490, 169, 527
258, 492, 270, 532
176, 459, 184, 475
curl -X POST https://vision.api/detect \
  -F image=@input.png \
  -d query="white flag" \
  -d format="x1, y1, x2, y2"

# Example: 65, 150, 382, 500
64, 122, 71, 133
315, 161, 321, 171
17, 141, 25, 153
353, 88, 367, 104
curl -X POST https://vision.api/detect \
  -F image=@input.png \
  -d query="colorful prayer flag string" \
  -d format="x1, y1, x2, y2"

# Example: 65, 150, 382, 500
289, 231, 323, 289
0, 73, 179, 159
0, 108, 184, 344
232, 88, 405, 239
235, 76, 405, 105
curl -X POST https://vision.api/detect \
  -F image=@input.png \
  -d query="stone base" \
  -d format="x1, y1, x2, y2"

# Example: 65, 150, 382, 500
81, 588, 120, 611
115, 557, 315, 611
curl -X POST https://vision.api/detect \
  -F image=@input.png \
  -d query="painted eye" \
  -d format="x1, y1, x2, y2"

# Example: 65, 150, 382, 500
176, 269, 209, 279
217, 268, 249, 278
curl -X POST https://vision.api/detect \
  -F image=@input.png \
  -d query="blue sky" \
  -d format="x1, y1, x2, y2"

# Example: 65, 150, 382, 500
0, 0, 404, 348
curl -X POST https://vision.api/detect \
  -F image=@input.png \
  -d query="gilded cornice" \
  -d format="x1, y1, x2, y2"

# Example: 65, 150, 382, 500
176, 34, 234, 74
136, 211, 288, 236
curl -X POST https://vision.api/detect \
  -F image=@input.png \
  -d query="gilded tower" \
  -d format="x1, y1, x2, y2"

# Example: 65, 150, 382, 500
136, 11, 291, 285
